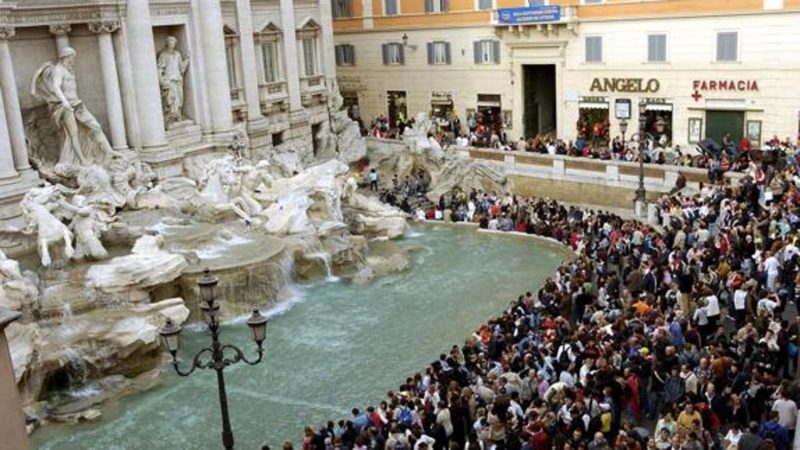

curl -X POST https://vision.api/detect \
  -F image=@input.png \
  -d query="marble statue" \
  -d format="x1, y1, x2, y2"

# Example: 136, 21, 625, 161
157, 36, 190, 127
1, 184, 75, 267
59, 195, 110, 261
31, 47, 117, 170
0, 250, 38, 313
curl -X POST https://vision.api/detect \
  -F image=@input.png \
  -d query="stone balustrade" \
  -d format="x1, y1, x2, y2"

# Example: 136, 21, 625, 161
366, 138, 744, 210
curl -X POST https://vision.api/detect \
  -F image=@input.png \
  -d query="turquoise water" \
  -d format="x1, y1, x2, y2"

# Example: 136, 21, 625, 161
33, 225, 564, 450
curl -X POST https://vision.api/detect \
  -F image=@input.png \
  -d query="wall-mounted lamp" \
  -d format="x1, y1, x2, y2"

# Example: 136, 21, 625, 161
401, 33, 417, 51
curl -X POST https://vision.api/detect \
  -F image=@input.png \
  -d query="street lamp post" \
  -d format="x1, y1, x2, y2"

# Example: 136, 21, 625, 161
160, 268, 268, 450
619, 119, 628, 156
630, 111, 667, 217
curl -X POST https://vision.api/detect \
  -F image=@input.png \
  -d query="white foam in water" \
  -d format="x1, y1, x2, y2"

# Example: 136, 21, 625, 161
68, 383, 103, 399
192, 233, 254, 260
221, 284, 309, 326
404, 229, 424, 238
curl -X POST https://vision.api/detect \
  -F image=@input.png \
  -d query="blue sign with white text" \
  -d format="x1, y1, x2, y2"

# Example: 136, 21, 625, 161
497, 5, 561, 25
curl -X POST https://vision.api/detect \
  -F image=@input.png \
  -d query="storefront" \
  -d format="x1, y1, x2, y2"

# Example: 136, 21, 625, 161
577, 96, 609, 146
639, 98, 673, 147
476, 94, 502, 134
342, 92, 360, 119
386, 90, 407, 128
431, 91, 454, 120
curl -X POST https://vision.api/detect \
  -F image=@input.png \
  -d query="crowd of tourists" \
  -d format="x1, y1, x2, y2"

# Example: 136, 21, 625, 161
276, 148, 800, 450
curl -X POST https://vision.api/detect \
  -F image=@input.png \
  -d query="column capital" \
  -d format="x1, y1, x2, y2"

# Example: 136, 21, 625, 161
0, 27, 14, 40
49, 24, 72, 36
88, 21, 120, 35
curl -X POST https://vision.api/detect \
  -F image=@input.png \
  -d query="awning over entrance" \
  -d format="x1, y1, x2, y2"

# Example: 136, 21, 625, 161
645, 104, 673, 112
579, 102, 608, 109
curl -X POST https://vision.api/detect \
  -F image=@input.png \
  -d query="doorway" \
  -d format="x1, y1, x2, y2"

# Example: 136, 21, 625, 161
705, 110, 744, 145
312, 123, 322, 157
522, 65, 556, 138
387, 90, 407, 129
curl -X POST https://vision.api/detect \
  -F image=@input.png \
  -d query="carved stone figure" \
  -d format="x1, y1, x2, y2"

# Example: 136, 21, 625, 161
157, 36, 190, 127
1, 184, 75, 267
30, 47, 117, 170
59, 195, 111, 261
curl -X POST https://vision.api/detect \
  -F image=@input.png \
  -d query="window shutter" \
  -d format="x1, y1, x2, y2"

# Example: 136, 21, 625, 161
425, 0, 433, 12
427, 42, 434, 65
382, 44, 389, 65
398, 45, 405, 65
717, 32, 737, 61
473, 41, 480, 64
335, 45, 341, 65
445, 42, 451, 64
332, 0, 340, 18
442, 0, 449, 12
493, 41, 500, 64
345, 0, 352, 17
350, 45, 356, 65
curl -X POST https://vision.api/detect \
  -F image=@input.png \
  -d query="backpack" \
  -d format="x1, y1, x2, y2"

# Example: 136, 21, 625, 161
558, 345, 572, 368
398, 407, 413, 428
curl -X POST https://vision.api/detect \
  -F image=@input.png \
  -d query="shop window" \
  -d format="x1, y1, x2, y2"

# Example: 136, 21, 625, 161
473, 40, 500, 64
382, 43, 405, 65
425, 0, 449, 13
335, 44, 356, 66
647, 34, 667, 62
385, 0, 399, 15
332, 0, 352, 18
427, 41, 451, 65
585, 36, 602, 63
716, 31, 738, 62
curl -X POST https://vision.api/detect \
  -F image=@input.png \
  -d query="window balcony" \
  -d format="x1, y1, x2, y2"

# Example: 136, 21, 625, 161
259, 81, 289, 116
300, 75, 328, 107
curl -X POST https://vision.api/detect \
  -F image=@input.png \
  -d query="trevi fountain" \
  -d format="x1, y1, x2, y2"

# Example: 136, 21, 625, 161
0, 26, 566, 449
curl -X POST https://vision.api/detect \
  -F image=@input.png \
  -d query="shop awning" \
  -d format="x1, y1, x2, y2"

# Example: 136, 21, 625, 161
645, 104, 673, 112
579, 102, 608, 109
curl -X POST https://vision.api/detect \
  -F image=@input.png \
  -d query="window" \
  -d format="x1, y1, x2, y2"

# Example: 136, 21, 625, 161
425, 0, 449, 13
260, 41, 281, 82
478, 0, 493, 10
272, 132, 284, 147
582, 0, 604, 4
585, 36, 602, 63
473, 40, 500, 64
302, 38, 318, 76
647, 34, 667, 62
716, 31, 738, 62
528, 0, 546, 5
427, 41, 451, 65
332, 0, 352, 18
385, 0, 398, 15
382, 43, 405, 65
335, 44, 356, 66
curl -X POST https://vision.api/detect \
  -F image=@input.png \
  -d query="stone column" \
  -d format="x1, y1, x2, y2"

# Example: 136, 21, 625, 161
125, 0, 168, 150
113, 24, 142, 149
89, 21, 128, 151
235, 0, 264, 123
198, 0, 233, 134
280, 0, 302, 111
0, 27, 30, 172
0, 78, 18, 179
48, 24, 71, 53
0, 311, 27, 450
318, 0, 336, 80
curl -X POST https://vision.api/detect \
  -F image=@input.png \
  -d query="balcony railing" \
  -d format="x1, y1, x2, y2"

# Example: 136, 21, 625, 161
259, 81, 289, 116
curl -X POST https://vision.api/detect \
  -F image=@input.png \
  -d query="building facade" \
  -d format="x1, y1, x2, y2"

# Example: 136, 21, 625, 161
333, 0, 800, 149
0, 0, 336, 227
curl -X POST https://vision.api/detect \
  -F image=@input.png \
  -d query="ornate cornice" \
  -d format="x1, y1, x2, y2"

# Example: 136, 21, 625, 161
88, 20, 120, 34
9, 4, 123, 28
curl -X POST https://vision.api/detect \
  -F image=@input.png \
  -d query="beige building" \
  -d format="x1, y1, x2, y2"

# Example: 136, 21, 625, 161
333, 0, 800, 149
0, 0, 338, 227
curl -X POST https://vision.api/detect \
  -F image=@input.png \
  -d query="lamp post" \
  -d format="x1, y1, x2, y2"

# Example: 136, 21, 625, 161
630, 111, 668, 217
619, 119, 628, 154
160, 268, 268, 450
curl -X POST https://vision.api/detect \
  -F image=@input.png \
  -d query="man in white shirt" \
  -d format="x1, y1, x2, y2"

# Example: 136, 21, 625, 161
705, 293, 721, 330
733, 287, 748, 327
772, 391, 798, 437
